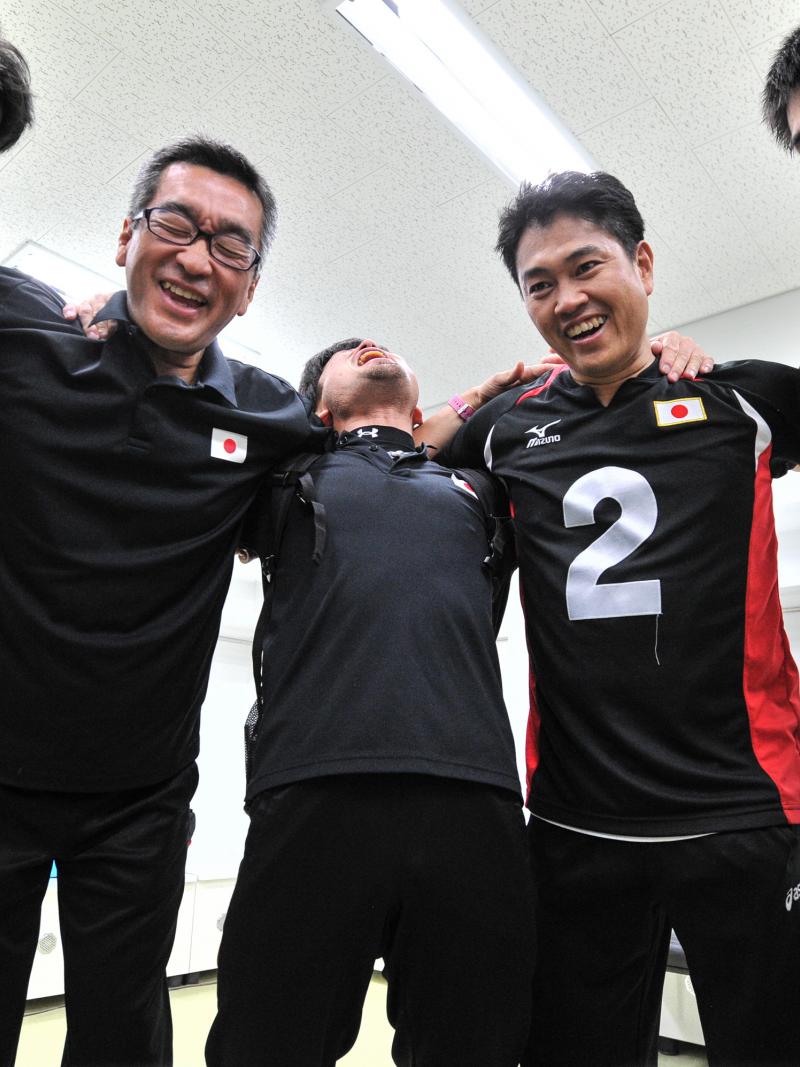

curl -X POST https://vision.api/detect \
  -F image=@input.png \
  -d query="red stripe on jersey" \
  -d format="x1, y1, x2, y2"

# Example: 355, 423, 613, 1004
515, 364, 569, 405
517, 579, 542, 803
743, 443, 800, 823
525, 666, 541, 804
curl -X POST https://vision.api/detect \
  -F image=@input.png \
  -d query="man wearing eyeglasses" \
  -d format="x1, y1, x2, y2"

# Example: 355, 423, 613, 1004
0, 133, 561, 1067
0, 137, 328, 1067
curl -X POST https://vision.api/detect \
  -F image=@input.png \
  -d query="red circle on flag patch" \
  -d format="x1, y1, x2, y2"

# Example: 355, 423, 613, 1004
671, 404, 688, 419
223, 438, 237, 454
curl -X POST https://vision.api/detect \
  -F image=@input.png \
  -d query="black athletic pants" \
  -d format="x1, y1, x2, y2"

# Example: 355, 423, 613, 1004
0, 761, 198, 1067
524, 819, 800, 1067
205, 774, 536, 1067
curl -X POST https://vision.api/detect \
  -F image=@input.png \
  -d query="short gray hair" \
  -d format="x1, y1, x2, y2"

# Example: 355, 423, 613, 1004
128, 135, 277, 260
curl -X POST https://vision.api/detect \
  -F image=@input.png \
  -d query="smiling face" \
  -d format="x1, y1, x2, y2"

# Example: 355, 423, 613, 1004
115, 162, 263, 365
317, 339, 420, 429
515, 213, 654, 391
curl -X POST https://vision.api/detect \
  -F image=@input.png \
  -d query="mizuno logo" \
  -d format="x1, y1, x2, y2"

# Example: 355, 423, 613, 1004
525, 418, 561, 449
357, 428, 379, 438
526, 419, 561, 438
786, 882, 800, 911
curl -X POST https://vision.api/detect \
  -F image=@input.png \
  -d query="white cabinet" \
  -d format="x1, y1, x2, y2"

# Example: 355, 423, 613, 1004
660, 970, 705, 1046
26, 880, 64, 1001
166, 875, 198, 978
188, 879, 236, 974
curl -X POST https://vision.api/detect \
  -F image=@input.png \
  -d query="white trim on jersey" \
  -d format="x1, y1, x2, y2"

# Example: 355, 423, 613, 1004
532, 814, 715, 843
732, 389, 772, 470
484, 425, 495, 472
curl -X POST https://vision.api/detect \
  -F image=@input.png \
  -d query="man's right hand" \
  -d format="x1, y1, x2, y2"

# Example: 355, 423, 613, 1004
62, 293, 115, 341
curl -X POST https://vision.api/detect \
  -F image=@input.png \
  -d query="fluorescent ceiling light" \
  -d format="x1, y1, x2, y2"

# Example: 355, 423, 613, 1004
3, 241, 260, 363
334, 0, 595, 186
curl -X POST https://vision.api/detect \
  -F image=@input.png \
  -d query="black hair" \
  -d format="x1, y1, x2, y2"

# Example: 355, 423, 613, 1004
299, 338, 364, 407
496, 171, 645, 287
128, 136, 277, 260
762, 25, 800, 150
0, 35, 34, 153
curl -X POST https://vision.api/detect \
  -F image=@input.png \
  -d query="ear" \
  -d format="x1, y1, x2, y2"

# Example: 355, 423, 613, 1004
636, 240, 654, 296
412, 405, 423, 427
237, 271, 260, 317
115, 217, 134, 267
316, 406, 333, 427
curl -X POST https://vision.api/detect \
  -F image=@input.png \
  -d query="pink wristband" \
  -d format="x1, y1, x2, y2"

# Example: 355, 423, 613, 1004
448, 395, 475, 421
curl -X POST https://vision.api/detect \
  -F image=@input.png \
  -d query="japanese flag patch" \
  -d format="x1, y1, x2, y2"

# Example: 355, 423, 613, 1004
653, 397, 707, 428
211, 427, 248, 463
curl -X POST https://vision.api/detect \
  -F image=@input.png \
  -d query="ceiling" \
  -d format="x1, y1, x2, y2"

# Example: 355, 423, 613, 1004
2, 0, 800, 409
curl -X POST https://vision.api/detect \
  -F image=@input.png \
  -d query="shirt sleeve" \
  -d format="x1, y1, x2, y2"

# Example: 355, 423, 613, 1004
712, 360, 800, 470
0, 267, 69, 330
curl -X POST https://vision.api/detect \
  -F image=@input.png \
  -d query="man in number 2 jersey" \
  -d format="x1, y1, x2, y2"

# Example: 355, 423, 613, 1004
440, 170, 800, 1067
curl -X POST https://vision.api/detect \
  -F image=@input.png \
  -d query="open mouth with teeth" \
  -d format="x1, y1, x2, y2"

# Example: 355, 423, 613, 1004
160, 280, 208, 309
565, 315, 607, 341
357, 349, 391, 366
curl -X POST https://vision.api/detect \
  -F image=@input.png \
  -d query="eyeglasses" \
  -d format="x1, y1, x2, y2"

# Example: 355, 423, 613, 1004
131, 207, 261, 272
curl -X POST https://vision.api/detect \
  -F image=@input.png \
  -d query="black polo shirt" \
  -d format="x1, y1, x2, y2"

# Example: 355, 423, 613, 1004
0, 267, 326, 791
246, 425, 521, 802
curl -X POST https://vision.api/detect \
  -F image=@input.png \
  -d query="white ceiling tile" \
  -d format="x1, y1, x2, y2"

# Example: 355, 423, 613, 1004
718, 0, 799, 47
105, 153, 152, 201
37, 182, 130, 284
329, 78, 496, 203
459, 0, 502, 16
199, 72, 326, 169
476, 0, 649, 132
52, 0, 257, 73
580, 99, 725, 238
748, 32, 792, 77
200, 0, 388, 114
268, 126, 381, 204
26, 99, 149, 186
614, 0, 763, 145
202, 75, 383, 202
645, 252, 719, 330
476, 0, 608, 46
0, 141, 99, 245
75, 61, 208, 149
585, 0, 672, 34
0, 93, 60, 168
1, 0, 118, 103
694, 122, 800, 268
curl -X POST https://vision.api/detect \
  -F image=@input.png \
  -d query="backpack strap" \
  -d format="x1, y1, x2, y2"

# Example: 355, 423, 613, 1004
454, 466, 516, 635
249, 452, 327, 720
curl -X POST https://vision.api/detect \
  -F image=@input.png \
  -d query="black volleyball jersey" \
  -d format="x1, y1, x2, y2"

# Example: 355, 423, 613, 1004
442, 359, 800, 835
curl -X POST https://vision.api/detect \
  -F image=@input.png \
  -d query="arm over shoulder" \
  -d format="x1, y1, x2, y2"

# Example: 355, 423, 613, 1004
0, 266, 68, 328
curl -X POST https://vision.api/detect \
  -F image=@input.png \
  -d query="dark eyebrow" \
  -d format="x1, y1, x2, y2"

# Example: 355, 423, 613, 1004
154, 200, 256, 244
519, 245, 605, 284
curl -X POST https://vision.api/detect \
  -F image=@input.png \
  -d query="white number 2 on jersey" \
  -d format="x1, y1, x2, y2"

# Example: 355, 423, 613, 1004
563, 467, 661, 621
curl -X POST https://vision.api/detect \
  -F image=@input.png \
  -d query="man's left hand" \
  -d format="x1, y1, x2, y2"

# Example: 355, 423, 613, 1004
651, 332, 714, 382
464, 354, 565, 409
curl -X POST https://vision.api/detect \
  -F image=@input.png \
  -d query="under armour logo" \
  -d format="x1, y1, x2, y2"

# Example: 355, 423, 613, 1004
357, 428, 379, 438
526, 419, 561, 438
